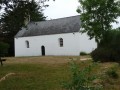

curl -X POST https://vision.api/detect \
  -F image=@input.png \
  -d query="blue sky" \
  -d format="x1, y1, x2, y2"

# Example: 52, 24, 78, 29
43, 0, 120, 29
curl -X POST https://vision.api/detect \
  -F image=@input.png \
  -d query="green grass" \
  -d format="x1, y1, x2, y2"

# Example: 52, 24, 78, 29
0, 63, 70, 90
0, 56, 120, 90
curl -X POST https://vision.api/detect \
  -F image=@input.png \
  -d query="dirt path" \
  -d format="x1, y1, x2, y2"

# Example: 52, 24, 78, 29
80, 58, 92, 61
4, 56, 91, 64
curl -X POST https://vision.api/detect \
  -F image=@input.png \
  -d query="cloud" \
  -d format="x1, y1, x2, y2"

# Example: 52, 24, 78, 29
43, 0, 79, 19
43, 0, 120, 28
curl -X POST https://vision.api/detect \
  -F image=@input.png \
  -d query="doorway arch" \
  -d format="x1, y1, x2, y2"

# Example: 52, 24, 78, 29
41, 46, 45, 56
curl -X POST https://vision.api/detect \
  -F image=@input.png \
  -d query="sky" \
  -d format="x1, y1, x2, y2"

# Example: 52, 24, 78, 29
43, 0, 79, 19
43, 0, 120, 29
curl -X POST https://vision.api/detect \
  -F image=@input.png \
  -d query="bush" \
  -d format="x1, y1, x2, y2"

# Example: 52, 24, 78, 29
62, 61, 103, 90
91, 47, 119, 62
80, 51, 88, 56
91, 29, 120, 62
106, 67, 119, 79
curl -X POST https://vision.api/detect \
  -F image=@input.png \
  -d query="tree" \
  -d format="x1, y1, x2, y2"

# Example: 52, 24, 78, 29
0, 42, 9, 57
91, 29, 120, 62
0, 0, 47, 56
1, 0, 46, 38
77, 0, 120, 43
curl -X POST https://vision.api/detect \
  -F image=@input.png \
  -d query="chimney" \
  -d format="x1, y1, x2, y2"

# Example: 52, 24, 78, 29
24, 15, 30, 26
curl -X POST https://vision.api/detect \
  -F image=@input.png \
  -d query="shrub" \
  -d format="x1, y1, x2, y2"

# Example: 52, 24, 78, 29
91, 47, 119, 62
91, 29, 120, 62
80, 51, 88, 56
106, 67, 119, 79
62, 61, 103, 90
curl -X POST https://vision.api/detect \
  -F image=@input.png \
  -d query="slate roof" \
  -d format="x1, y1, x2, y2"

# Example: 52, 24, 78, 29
15, 15, 80, 38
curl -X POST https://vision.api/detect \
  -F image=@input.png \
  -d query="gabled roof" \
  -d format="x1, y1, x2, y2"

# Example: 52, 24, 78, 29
15, 15, 80, 38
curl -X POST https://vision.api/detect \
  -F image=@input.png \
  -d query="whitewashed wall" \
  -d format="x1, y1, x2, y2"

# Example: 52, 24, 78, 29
79, 33, 97, 53
15, 32, 97, 57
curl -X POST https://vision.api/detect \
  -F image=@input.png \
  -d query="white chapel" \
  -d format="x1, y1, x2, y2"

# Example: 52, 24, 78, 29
14, 15, 97, 57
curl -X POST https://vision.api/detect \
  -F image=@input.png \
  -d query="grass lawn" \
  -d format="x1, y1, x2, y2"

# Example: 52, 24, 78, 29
0, 56, 120, 90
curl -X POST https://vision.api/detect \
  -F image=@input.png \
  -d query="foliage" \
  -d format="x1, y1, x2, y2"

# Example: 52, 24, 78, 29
62, 61, 103, 90
77, 0, 120, 43
91, 29, 120, 62
80, 51, 88, 56
106, 66, 119, 79
91, 47, 115, 62
0, 0, 47, 56
0, 0, 46, 37
0, 42, 9, 56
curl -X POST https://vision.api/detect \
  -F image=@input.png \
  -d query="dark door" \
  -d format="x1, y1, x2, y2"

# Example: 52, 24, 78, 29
41, 46, 45, 56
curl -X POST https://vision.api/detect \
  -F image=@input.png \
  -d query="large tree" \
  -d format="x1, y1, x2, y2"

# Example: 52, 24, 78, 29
77, 0, 120, 43
1, 0, 46, 37
0, 0, 48, 56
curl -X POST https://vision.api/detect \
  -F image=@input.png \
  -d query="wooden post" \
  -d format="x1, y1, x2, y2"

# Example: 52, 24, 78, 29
0, 57, 3, 66
0, 57, 6, 66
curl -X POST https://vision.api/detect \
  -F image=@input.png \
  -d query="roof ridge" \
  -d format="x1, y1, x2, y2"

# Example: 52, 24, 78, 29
30, 15, 80, 23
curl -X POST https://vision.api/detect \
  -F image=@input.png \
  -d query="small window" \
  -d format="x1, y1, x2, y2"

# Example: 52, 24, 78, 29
59, 38, 63, 47
25, 40, 29, 48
